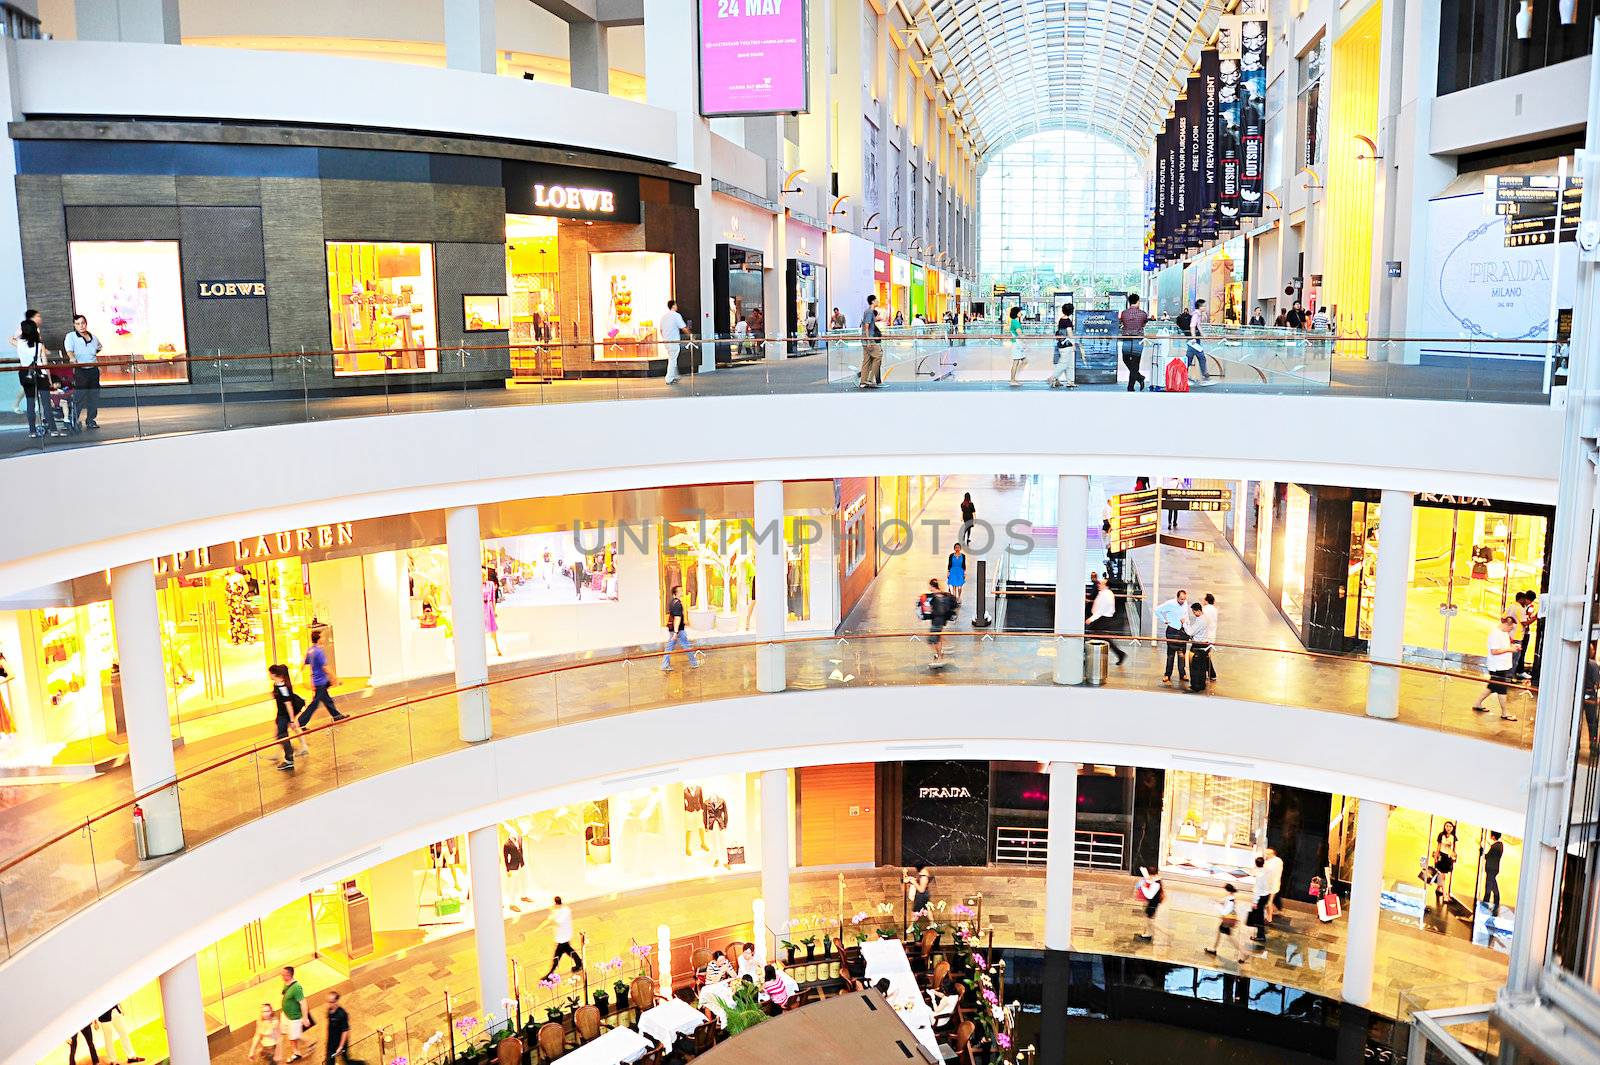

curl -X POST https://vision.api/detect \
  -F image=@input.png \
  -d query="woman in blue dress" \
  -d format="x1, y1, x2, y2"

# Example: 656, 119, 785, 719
947, 542, 968, 605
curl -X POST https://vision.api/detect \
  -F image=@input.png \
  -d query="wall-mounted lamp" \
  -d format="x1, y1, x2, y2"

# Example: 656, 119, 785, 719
829, 195, 850, 217
1516, 0, 1534, 38
781, 169, 807, 194
1300, 166, 1324, 192
863, 212, 881, 232
1264, 191, 1283, 210
1353, 134, 1381, 161
890, 226, 906, 243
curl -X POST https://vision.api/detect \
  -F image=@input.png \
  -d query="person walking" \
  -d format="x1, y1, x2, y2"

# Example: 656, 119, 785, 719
1516, 590, 1539, 678
829, 307, 846, 332
1184, 299, 1211, 381
1201, 594, 1219, 682
1118, 293, 1150, 391
859, 295, 884, 388
1086, 572, 1126, 666
661, 584, 703, 671
279, 966, 308, 1063
1274, 309, 1289, 327
946, 542, 968, 605
1263, 847, 1285, 923
322, 991, 350, 1065
1248, 855, 1271, 947
483, 569, 503, 658
1205, 884, 1248, 963
1154, 589, 1189, 685
904, 864, 935, 917
541, 896, 584, 978
269, 664, 307, 771
1006, 305, 1027, 386
1471, 614, 1520, 721
1483, 831, 1505, 917
959, 492, 977, 545
1185, 601, 1215, 693
65, 315, 103, 431
247, 1004, 279, 1065
1049, 302, 1075, 388
660, 298, 690, 384
17, 314, 56, 438
921, 578, 957, 668
1135, 868, 1165, 941
1248, 308, 1266, 327
1286, 301, 1307, 330
299, 629, 346, 729
1164, 476, 1182, 530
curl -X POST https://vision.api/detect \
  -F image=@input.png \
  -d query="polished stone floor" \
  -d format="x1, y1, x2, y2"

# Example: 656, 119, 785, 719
178, 865, 1507, 1065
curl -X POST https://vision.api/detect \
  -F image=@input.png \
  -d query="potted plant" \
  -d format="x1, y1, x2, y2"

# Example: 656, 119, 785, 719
544, 1004, 565, 1024
876, 927, 897, 939
723, 980, 770, 1036
613, 978, 630, 1013
592, 987, 610, 1016
801, 935, 818, 960
781, 939, 799, 965
822, 934, 834, 957
853, 931, 871, 947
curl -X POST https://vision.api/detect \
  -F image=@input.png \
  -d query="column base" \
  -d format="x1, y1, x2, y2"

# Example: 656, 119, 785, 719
1365, 665, 1401, 720
1054, 636, 1085, 685
756, 644, 787, 693
458, 687, 492, 742
1037, 948, 1071, 1065
140, 784, 186, 858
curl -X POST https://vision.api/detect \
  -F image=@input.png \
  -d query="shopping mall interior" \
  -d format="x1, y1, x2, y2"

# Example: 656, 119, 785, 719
2, 1, 1600, 1064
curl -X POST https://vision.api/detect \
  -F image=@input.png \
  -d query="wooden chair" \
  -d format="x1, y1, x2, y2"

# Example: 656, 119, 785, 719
630, 975, 662, 1024
723, 940, 744, 961
784, 986, 820, 1011
689, 947, 713, 988
495, 1035, 524, 1065
690, 1020, 718, 1056
535, 1021, 566, 1062
636, 1048, 664, 1065
571, 1004, 605, 1045
918, 929, 938, 960
922, 959, 951, 992
947, 1020, 977, 1065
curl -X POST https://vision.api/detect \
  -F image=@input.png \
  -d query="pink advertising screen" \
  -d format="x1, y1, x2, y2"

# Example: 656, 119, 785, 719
698, 0, 809, 116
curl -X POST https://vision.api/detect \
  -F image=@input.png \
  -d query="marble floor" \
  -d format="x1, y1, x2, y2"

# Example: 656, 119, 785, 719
180, 865, 1507, 1065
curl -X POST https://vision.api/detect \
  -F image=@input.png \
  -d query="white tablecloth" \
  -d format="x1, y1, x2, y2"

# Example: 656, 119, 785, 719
638, 997, 707, 1046
697, 980, 739, 1027
854, 939, 939, 1055
556, 1025, 651, 1065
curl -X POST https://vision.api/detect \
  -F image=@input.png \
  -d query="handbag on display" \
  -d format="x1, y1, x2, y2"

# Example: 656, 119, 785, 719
725, 846, 746, 866
435, 896, 462, 917
1308, 876, 1323, 898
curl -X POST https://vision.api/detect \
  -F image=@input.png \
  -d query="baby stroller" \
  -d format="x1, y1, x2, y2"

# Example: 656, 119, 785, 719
47, 361, 74, 435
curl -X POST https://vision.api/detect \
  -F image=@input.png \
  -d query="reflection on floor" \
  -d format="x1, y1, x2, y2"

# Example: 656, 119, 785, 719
186, 866, 1506, 1065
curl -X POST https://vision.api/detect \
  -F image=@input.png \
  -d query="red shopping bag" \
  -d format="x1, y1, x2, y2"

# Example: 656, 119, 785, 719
1317, 894, 1342, 922
1164, 357, 1190, 393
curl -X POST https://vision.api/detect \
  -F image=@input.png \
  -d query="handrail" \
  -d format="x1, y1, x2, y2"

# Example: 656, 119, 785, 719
0, 628, 1537, 962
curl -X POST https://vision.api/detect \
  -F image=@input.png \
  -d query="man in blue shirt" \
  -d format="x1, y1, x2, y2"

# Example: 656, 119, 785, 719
299, 629, 347, 728
1154, 589, 1190, 684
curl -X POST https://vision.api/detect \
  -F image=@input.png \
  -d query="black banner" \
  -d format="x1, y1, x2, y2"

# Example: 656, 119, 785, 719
1164, 115, 1178, 260
1156, 120, 1169, 261
1201, 47, 1220, 240
1186, 71, 1203, 247
1239, 15, 1267, 217
1218, 25, 1242, 228
1175, 98, 1189, 248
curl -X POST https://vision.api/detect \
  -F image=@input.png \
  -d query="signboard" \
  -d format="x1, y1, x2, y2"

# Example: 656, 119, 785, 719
874, 249, 892, 283
1200, 47, 1221, 240
197, 279, 267, 299
1486, 174, 1584, 247
698, 0, 809, 117
503, 162, 642, 223
1217, 19, 1242, 229
1160, 534, 1208, 552
1238, 0, 1267, 218
1161, 488, 1229, 500
1161, 487, 1232, 513
1074, 309, 1121, 384
1107, 532, 1158, 553
1386, 261, 1403, 278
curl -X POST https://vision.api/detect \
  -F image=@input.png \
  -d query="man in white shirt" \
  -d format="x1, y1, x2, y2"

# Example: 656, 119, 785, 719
1184, 601, 1216, 691
1086, 573, 1126, 665
659, 299, 690, 383
1154, 590, 1190, 685
540, 896, 584, 978
1263, 847, 1285, 922
1201, 593, 1220, 682
1249, 856, 1272, 947
65, 314, 103, 430
1472, 614, 1521, 721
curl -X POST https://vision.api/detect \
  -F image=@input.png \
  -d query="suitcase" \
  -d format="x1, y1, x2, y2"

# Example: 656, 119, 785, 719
1188, 649, 1209, 692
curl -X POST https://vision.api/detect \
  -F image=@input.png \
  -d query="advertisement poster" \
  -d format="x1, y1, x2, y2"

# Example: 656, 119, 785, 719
1217, 20, 1242, 228
591, 251, 674, 359
698, 0, 809, 116
1186, 71, 1204, 247
1175, 99, 1189, 248
1201, 47, 1221, 240
1239, 0, 1268, 217
67, 240, 190, 384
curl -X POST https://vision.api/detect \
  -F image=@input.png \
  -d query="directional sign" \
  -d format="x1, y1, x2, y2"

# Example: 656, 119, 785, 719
1166, 499, 1233, 513
1115, 500, 1161, 519
1116, 490, 1159, 505
1161, 488, 1229, 501
1160, 534, 1208, 552
1108, 533, 1158, 553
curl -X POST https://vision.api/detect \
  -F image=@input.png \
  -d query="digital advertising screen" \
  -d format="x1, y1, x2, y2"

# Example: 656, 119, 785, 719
698, 0, 809, 117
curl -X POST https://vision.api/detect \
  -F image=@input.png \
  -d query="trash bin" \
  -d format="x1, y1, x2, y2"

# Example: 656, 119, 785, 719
1085, 640, 1110, 686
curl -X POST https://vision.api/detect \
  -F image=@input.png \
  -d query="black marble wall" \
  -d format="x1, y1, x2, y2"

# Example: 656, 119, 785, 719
900, 760, 990, 868
1267, 784, 1332, 904
1130, 767, 1166, 875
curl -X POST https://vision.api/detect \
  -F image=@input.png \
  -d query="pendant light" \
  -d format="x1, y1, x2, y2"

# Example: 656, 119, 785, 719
1515, 0, 1534, 38
1559, 0, 1577, 23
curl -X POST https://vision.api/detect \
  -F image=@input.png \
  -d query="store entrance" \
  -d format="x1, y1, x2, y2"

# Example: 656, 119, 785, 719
1405, 507, 1548, 663
159, 560, 311, 725
506, 214, 563, 382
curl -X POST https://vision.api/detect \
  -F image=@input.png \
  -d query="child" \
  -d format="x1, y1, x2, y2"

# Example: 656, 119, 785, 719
1135, 868, 1164, 941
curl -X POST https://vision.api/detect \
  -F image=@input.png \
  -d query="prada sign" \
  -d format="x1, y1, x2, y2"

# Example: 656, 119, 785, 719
198, 279, 267, 298
504, 161, 641, 223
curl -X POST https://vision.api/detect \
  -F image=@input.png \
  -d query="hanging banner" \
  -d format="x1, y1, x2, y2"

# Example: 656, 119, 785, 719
1186, 71, 1204, 247
1155, 119, 1170, 262
1239, 0, 1268, 217
1175, 98, 1190, 249
1201, 47, 1221, 241
1217, 19, 1242, 229
698, 0, 810, 117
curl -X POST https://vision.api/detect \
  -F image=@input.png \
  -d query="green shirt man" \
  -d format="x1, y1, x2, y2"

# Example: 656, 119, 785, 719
281, 970, 305, 1020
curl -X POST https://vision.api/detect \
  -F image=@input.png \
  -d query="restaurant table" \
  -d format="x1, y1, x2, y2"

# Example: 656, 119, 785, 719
854, 938, 939, 1055
556, 1025, 651, 1065
638, 996, 708, 1046
697, 979, 739, 1027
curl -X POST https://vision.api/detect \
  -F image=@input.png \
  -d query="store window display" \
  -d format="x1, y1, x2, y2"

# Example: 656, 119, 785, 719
659, 518, 819, 634
1159, 771, 1269, 884
1343, 498, 1381, 642
591, 251, 674, 360
0, 602, 117, 772
325, 242, 439, 375
1376, 803, 1521, 950
506, 215, 563, 380
66, 240, 189, 385
1403, 504, 1549, 663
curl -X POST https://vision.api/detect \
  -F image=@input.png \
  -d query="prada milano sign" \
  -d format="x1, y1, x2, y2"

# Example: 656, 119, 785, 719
503, 161, 642, 223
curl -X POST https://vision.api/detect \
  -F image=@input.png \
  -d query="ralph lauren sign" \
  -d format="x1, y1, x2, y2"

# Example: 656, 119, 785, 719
197, 280, 267, 299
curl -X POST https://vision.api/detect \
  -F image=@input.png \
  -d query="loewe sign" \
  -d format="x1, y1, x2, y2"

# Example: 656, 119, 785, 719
198, 279, 267, 299
533, 184, 616, 214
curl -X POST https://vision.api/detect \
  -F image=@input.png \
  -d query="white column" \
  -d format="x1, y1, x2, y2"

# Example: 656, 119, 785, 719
568, 21, 610, 93
443, 0, 497, 74
1230, 480, 1248, 550
468, 825, 510, 1015
759, 769, 791, 959
159, 954, 209, 1065
110, 561, 184, 857
76, 0, 181, 43
753, 480, 788, 692
447, 506, 491, 741
767, 210, 788, 360
1043, 761, 1079, 951
1054, 475, 1090, 684
1342, 798, 1391, 1007
1365, 489, 1415, 720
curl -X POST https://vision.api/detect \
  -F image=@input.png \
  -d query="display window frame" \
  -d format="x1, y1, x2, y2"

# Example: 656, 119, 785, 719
590, 250, 676, 361
325, 241, 441, 377
462, 294, 512, 332
66, 239, 191, 386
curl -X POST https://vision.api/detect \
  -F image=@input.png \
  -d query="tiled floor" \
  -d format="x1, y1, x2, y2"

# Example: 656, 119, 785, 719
189, 865, 1507, 1065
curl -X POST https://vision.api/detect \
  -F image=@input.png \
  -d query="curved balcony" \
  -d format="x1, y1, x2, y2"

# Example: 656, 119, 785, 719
0, 628, 1539, 1060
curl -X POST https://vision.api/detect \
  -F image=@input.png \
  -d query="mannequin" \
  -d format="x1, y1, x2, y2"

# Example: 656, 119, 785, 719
702, 791, 729, 867
93, 1003, 141, 1064
684, 783, 708, 857
502, 822, 528, 913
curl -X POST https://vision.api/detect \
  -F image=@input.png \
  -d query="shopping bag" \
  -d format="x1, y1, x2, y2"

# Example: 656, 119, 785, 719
1164, 357, 1190, 393
1317, 894, 1341, 922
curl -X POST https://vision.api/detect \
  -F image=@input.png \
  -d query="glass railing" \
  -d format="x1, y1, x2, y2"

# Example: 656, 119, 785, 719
0, 331, 1559, 456
0, 632, 1537, 964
